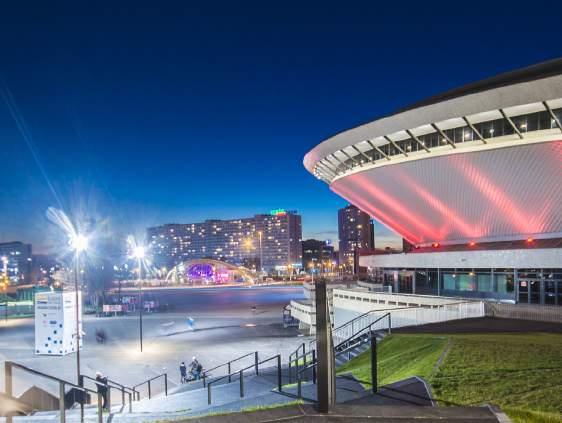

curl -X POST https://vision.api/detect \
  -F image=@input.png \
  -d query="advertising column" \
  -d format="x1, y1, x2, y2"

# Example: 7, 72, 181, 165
35, 291, 82, 355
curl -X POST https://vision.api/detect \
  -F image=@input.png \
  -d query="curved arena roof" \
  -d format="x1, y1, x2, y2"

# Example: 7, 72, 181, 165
304, 59, 562, 246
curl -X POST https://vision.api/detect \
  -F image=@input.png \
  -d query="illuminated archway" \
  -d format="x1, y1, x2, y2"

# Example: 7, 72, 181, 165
166, 259, 256, 285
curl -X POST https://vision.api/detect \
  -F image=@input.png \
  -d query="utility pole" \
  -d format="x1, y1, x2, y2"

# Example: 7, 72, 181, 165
138, 259, 143, 352
74, 255, 82, 387
258, 231, 263, 280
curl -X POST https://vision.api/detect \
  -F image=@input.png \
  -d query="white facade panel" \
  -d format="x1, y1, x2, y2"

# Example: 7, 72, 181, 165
360, 248, 562, 269
332, 141, 562, 245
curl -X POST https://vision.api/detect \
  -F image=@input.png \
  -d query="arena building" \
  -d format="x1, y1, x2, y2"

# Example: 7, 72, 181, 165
304, 59, 562, 306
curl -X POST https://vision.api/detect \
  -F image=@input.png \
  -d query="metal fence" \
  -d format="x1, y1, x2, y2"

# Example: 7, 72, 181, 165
485, 302, 562, 323
332, 301, 485, 346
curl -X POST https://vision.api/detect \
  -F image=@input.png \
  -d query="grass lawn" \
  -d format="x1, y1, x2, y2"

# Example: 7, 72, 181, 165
337, 332, 562, 423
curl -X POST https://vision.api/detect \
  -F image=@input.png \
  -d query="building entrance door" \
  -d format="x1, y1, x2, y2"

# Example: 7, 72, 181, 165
518, 279, 542, 304
544, 280, 557, 306
399, 274, 413, 294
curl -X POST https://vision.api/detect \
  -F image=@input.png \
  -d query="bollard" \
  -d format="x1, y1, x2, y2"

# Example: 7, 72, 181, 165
121, 386, 125, 405
239, 370, 244, 398
128, 392, 132, 413
312, 350, 317, 384
164, 374, 168, 396
288, 360, 292, 384
371, 332, 377, 393
228, 362, 231, 383
59, 381, 66, 423
97, 393, 103, 423
5, 362, 13, 398
254, 351, 259, 375
277, 355, 282, 392
148, 380, 151, 399
207, 383, 212, 405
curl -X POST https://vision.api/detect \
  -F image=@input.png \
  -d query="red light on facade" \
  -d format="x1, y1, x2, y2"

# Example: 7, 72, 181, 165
469, 241, 476, 247
415, 245, 420, 249
432, 242, 440, 248
526, 238, 534, 244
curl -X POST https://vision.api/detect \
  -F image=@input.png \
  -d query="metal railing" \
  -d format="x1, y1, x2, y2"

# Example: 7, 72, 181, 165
296, 329, 380, 402
4, 361, 104, 423
79, 375, 134, 412
333, 313, 390, 361
132, 373, 168, 400
202, 351, 258, 387
207, 354, 282, 405
287, 344, 316, 384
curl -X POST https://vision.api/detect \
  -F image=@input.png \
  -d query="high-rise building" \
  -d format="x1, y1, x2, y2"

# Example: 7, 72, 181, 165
302, 239, 335, 273
0, 241, 32, 285
147, 209, 302, 274
338, 205, 372, 274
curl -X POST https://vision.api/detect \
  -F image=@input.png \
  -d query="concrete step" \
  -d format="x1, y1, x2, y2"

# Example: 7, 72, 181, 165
133, 372, 280, 413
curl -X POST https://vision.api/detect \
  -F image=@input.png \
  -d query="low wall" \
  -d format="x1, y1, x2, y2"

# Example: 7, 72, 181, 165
331, 289, 471, 327
485, 302, 562, 323
0, 302, 34, 317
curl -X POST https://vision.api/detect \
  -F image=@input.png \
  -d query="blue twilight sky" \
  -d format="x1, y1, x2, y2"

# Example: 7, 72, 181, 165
1, 1, 562, 253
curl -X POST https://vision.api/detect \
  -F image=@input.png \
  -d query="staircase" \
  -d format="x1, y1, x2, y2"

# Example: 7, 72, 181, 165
2, 312, 393, 422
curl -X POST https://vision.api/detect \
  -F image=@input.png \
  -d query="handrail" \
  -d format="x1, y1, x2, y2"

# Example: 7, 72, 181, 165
295, 328, 383, 401
80, 374, 135, 412
7, 362, 98, 394
334, 312, 391, 351
296, 360, 318, 400
5, 361, 104, 423
132, 373, 166, 388
207, 354, 282, 405
326, 299, 476, 336
287, 348, 315, 384
202, 351, 258, 387
81, 374, 135, 393
204, 351, 256, 375
131, 373, 168, 400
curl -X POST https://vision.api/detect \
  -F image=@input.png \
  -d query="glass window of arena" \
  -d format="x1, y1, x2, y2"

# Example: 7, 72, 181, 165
370, 266, 561, 305
351, 107, 562, 168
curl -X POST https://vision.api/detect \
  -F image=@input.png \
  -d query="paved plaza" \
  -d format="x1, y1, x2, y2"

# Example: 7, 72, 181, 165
0, 285, 309, 396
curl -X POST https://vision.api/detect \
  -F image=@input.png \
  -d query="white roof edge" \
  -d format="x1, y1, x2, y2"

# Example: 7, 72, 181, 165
303, 74, 562, 173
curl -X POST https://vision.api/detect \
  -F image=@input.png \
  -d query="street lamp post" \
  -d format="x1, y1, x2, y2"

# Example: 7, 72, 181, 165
133, 246, 145, 352
69, 234, 88, 388
2, 256, 8, 322
258, 231, 263, 279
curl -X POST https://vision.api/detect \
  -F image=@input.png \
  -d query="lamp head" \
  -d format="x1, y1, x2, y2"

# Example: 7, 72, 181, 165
133, 246, 145, 259
70, 234, 88, 253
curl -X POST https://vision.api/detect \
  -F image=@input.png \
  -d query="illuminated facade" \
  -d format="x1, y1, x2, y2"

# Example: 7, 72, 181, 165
304, 59, 562, 305
166, 259, 255, 285
0, 241, 32, 285
338, 205, 373, 273
302, 239, 335, 273
148, 209, 302, 273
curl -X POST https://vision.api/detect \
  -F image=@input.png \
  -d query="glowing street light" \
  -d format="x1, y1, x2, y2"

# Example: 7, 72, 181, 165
69, 233, 89, 253
133, 246, 145, 260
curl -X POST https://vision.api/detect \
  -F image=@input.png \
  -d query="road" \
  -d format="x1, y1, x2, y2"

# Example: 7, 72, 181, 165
0, 285, 308, 397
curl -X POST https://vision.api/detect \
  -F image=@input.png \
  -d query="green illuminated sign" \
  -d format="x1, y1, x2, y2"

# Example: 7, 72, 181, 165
270, 208, 287, 216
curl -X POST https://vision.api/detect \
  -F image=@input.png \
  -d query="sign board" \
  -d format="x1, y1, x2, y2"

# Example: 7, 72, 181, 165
102, 304, 123, 313
143, 300, 157, 310
35, 291, 82, 356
